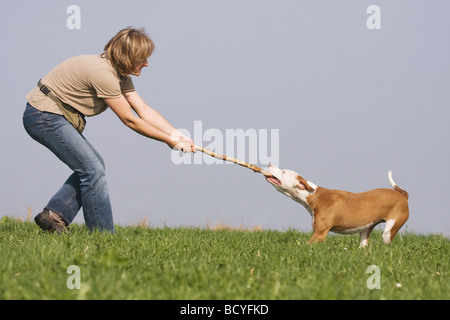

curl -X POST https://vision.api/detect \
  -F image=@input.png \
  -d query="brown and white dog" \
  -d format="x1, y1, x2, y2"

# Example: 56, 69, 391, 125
266, 165, 409, 247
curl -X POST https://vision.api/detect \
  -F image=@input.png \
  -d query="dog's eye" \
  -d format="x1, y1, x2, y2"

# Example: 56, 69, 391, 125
282, 170, 286, 174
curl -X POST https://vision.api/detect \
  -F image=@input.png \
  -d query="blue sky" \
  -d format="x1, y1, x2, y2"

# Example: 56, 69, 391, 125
1, 0, 449, 235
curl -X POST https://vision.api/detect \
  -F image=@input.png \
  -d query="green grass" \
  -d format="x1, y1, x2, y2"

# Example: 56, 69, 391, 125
0, 216, 448, 300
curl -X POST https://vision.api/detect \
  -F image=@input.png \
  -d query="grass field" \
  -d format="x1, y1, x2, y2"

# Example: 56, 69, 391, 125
0, 216, 448, 300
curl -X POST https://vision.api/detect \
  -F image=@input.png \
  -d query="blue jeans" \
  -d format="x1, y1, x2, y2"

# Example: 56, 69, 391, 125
23, 103, 115, 232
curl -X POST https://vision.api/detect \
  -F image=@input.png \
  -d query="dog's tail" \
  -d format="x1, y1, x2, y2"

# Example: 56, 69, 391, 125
388, 171, 409, 199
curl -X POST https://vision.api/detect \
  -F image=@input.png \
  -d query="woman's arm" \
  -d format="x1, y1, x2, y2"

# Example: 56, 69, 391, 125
123, 91, 176, 137
104, 94, 194, 152
124, 91, 194, 152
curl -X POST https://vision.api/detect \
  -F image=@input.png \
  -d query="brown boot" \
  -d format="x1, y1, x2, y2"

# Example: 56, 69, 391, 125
34, 209, 68, 234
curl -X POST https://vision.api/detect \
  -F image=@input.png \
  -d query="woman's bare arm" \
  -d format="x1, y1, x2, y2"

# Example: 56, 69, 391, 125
104, 94, 194, 152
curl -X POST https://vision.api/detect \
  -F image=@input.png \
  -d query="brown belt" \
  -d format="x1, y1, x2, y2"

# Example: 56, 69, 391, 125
37, 79, 86, 134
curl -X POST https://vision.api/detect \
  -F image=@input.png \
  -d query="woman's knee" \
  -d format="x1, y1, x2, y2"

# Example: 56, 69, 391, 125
77, 159, 107, 186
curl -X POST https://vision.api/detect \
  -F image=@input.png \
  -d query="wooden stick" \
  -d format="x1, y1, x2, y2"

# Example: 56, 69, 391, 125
194, 145, 272, 177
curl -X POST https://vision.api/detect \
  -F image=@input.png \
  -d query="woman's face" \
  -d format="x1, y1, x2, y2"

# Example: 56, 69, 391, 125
132, 59, 149, 76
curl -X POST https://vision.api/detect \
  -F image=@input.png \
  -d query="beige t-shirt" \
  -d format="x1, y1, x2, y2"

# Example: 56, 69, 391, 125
26, 55, 135, 117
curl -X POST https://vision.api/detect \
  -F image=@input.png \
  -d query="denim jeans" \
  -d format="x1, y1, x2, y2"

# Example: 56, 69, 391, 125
23, 103, 115, 232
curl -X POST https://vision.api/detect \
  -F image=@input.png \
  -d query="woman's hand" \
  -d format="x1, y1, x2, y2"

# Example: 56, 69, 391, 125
168, 130, 196, 153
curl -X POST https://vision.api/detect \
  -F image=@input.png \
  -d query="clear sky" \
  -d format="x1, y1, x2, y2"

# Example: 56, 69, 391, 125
1, 0, 449, 235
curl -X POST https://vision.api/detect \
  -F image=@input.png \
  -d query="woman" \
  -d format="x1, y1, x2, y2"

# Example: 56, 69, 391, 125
23, 27, 195, 233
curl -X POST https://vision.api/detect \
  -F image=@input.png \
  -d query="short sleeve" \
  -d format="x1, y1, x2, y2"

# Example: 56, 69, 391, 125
121, 76, 135, 93
89, 69, 122, 99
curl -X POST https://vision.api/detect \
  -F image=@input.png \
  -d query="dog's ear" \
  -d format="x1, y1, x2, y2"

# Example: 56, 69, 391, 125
297, 175, 315, 192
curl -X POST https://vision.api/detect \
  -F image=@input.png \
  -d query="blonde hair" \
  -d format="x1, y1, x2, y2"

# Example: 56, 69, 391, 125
103, 27, 154, 76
